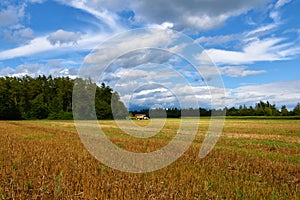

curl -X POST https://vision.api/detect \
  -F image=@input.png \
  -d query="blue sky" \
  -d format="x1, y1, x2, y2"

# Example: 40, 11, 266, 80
0, 0, 299, 109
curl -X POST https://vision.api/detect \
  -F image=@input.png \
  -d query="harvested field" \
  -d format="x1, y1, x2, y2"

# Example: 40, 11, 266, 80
0, 118, 299, 199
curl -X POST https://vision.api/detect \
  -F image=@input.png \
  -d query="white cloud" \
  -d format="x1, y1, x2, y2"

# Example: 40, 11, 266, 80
196, 34, 240, 46
0, 3, 34, 44
14, 28, 33, 39
128, 0, 270, 31
245, 24, 278, 39
0, 31, 111, 60
3, 28, 34, 43
105, 66, 225, 109
227, 80, 300, 108
185, 64, 266, 78
0, 6, 24, 26
194, 3, 300, 66
161, 22, 174, 29
0, 36, 54, 60
0, 66, 14, 76
122, 83, 227, 109
202, 37, 300, 65
56, 0, 124, 32
269, 11, 281, 22
125, 79, 300, 109
28, 0, 46, 3
270, 0, 293, 22
275, 0, 293, 9
220, 66, 266, 77
150, 22, 174, 30
185, 14, 229, 31
56, 0, 270, 32
83, 28, 175, 66
196, 23, 280, 48
116, 76, 300, 110
47, 29, 81, 46
0, 63, 78, 78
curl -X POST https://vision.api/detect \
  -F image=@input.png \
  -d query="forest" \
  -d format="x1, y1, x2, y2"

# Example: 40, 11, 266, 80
0, 75, 127, 120
0, 75, 299, 120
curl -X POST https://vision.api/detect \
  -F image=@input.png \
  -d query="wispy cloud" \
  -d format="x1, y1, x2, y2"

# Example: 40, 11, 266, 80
195, 0, 299, 66
196, 23, 280, 48
220, 66, 266, 77
275, 0, 293, 9
28, 0, 46, 3
202, 37, 300, 65
0, 36, 53, 60
245, 23, 279, 39
56, 0, 124, 32
196, 34, 240, 46
0, 31, 112, 60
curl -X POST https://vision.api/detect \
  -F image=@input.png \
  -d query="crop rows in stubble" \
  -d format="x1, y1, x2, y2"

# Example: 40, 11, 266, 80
0, 118, 299, 199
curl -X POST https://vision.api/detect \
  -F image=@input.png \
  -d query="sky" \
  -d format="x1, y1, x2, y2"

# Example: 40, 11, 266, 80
0, 0, 300, 110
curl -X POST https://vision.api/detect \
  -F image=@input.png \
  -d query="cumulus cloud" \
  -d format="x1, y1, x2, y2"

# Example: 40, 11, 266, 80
109, 49, 174, 73
55, 0, 270, 32
128, 0, 270, 31
47, 29, 81, 46
227, 79, 300, 109
0, 6, 24, 26
131, 0, 267, 31
4, 28, 34, 43
78, 28, 227, 110
107, 66, 223, 109
0, 66, 14, 76
0, 3, 34, 44
0, 63, 78, 78
120, 79, 300, 110
82, 28, 177, 79
14, 28, 33, 38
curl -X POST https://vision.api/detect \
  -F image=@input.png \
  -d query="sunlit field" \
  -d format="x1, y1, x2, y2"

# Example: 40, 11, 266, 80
0, 118, 299, 199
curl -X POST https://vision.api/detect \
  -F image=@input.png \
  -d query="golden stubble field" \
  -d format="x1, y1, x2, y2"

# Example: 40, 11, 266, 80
0, 118, 299, 199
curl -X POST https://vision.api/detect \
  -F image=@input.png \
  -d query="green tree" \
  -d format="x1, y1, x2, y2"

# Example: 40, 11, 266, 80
111, 92, 128, 119
72, 78, 97, 120
30, 93, 49, 119
0, 77, 21, 119
281, 105, 289, 116
293, 102, 300, 116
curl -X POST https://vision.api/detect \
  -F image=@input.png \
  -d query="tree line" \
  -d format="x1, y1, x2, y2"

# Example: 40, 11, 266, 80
0, 75, 127, 120
225, 101, 300, 116
131, 101, 300, 118
0, 75, 299, 120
